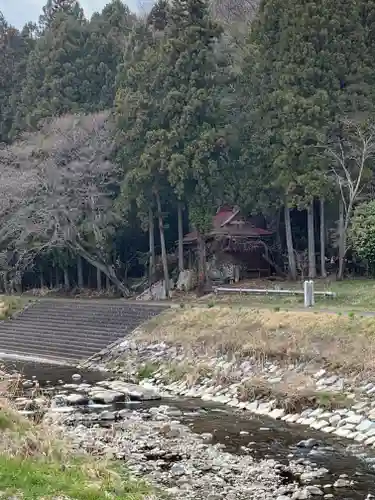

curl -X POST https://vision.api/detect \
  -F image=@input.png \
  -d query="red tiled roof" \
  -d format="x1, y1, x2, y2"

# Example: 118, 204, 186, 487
183, 207, 273, 243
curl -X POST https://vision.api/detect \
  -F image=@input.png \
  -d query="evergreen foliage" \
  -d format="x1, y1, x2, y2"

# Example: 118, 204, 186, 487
351, 201, 375, 274
2, 0, 375, 289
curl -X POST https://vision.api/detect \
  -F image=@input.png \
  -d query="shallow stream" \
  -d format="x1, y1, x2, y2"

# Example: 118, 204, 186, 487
4, 358, 375, 499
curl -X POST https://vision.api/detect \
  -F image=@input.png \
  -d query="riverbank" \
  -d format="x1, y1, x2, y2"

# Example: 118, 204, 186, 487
85, 306, 375, 450
0, 398, 151, 499
3, 359, 375, 499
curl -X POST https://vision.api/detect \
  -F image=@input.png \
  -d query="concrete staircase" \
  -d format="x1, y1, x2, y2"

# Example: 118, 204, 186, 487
0, 299, 168, 364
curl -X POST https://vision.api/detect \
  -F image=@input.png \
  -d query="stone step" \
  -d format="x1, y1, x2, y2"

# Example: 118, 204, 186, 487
0, 326, 117, 344
0, 335, 120, 361
0, 320, 141, 337
0, 298, 168, 363
17, 306, 159, 320
15, 312, 157, 326
0, 335, 106, 350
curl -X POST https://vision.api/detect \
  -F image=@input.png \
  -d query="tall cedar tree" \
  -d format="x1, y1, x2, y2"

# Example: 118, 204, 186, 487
83, 1, 135, 111
21, 3, 87, 128
0, 15, 35, 142
115, 4, 173, 295
162, 0, 228, 216
38, 0, 84, 33
156, 0, 230, 286
247, 0, 375, 278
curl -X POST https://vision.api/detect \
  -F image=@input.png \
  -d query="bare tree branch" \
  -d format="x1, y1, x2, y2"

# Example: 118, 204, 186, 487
0, 112, 130, 295
324, 118, 375, 278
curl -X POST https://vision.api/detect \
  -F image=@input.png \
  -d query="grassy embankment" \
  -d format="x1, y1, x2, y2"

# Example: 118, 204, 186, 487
134, 305, 375, 412
0, 388, 151, 499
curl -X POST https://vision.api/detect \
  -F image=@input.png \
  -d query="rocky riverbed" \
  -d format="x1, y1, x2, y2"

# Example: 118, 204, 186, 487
2, 360, 375, 500
84, 336, 375, 452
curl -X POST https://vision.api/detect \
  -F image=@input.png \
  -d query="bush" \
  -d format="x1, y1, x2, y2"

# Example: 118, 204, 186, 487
350, 201, 375, 274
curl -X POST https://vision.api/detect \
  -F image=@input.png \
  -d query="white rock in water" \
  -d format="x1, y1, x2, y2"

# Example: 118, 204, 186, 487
90, 390, 124, 404
305, 485, 324, 495
296, 438, 319, 449
72, 374, 82, 382
300, 468, 328, 484
99, 410, 116, 421
66, 393, 88, 405
200, 433, 213, 443
333, 478, 351, 488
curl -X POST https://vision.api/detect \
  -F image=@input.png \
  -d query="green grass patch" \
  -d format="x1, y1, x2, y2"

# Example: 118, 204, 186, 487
0, 411, 13, 430
137, 362, 159, 380
0, 455, 149, 499
0, 401, 152, 500
199, 278, 375, 313
315, 391, 350, 410
0, 408, 30, 433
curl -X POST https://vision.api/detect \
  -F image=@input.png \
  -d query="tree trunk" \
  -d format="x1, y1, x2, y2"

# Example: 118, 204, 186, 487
40, 271, 44, 289
55, 267, 60, 288
72, 243, 131, 297
155, 191, 170, 298
307, 201, 316, 278
320, 199, 327, 278
106, 274, 110, 291
197, 231, 206, 294
284, 205, 297, 280
178, 202, 184, 272
77, 255, 84, 288
63, 268, 70, 289
96, 267, 102, 291
49, 268, 54, 289
148, 208, 155, 286
338, 199, 346, 280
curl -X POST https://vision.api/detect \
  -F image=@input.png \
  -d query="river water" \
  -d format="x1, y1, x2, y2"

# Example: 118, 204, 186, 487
3, 358, 375, 499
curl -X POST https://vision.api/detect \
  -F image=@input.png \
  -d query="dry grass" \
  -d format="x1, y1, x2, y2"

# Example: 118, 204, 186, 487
0, 295, 32, 319
0, 397, 71, 460
238, 377, 350, 413
139, 306, 375, 373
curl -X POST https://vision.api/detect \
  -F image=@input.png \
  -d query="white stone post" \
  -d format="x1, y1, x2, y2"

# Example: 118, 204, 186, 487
304, 280, 310, 308
304, 280, 315, 307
